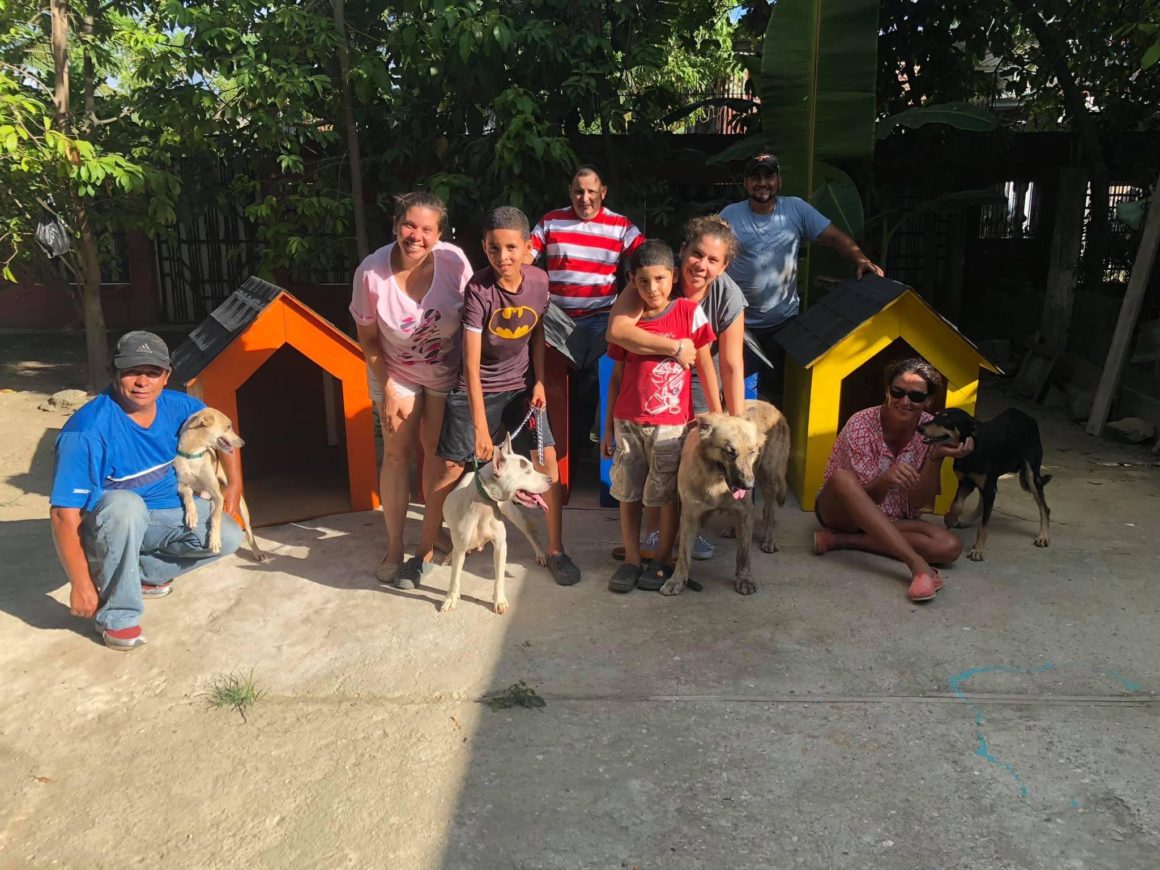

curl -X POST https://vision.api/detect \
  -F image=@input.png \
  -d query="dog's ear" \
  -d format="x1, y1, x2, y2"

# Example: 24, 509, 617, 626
184, 412, 210, 429
492, 444, 507, 472
698, 417, 714, 438
502, 432, 514, 455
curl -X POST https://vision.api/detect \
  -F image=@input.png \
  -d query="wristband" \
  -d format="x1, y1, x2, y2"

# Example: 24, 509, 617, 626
673, 339, 684, 358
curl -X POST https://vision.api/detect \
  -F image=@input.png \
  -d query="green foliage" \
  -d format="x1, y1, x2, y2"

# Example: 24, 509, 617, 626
0, 3, 182, 284
375, 0, 737, 225
875, 0, 1160, 132
876, 102, 998, 140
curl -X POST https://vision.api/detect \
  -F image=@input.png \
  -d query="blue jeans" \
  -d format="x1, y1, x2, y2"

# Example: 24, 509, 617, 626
82, 490, 243, 631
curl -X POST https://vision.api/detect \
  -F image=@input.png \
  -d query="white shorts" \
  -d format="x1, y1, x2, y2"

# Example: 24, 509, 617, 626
367, 369, 450, 403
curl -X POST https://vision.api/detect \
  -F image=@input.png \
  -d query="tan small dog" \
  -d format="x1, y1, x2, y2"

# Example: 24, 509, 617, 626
661, 400, 789, 596
174, 407, 270, 563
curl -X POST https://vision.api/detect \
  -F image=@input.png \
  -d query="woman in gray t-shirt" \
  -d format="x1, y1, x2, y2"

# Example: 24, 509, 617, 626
607, 214, 746, 415
605, 214, 747, 562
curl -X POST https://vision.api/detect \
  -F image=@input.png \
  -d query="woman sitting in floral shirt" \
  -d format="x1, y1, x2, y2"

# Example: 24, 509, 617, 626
813, 358, 973, 603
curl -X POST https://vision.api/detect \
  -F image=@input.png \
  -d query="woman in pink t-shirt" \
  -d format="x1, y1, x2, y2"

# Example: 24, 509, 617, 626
351, 192, 472, 587
814, 358, 973, 603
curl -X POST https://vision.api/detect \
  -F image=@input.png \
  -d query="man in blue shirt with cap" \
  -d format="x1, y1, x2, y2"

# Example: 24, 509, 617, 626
720, 153, 884, 401
49, 331, 244, 650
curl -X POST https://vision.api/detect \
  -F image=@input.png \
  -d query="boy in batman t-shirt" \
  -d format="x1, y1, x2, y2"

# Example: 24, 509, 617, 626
435, 206, 581, 587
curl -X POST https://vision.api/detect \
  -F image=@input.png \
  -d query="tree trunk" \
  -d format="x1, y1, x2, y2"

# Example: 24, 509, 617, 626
51, 0, 109, 388
76, 203, 108, 389
1040, 166, 1087, 355
1086, 180, 1160, 437
79, 0, 108, 387
50, 0, 70, 130
329, 0, 369, 261
1012, 0, 1111, 294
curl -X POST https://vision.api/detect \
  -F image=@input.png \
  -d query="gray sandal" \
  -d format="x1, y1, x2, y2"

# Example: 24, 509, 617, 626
547, 552, 582, 586
395, 556, 433, 590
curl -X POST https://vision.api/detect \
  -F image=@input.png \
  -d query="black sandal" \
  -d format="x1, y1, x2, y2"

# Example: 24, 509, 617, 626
608, 563, 642, 593
636, 560, 674, 592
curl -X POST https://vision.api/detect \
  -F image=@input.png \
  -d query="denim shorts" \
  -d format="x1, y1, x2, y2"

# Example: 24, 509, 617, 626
436, 388, 556, 462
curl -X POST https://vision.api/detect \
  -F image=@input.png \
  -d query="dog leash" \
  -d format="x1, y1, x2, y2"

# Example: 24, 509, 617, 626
508, 405, 546, 466
469, 404, 546, 501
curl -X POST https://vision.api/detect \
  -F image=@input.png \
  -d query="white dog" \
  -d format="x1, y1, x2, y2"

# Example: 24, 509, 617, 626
439, 435, 552, 615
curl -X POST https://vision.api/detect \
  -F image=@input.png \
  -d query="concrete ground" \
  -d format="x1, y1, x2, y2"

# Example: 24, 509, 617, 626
1, 334, 1158, 869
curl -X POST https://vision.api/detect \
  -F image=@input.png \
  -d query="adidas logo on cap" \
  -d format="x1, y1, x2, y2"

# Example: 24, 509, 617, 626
136, 343, 152, 353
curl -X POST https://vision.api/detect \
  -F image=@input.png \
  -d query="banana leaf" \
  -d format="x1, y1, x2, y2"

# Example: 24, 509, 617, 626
876, 102, 999, 140
759, 0, 879, 200
810, 161, 864, 238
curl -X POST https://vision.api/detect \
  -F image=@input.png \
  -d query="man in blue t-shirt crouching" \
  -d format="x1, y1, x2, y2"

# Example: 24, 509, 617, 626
49, 331, 244, 651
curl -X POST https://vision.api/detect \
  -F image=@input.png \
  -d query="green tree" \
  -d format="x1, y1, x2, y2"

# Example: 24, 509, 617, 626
1, 1, 181, 387
373, 0, 741, 222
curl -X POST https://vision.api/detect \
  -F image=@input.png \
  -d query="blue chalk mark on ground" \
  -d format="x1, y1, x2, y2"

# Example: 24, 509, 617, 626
1104, 670, 1143, 693
948, 663, 1056, 799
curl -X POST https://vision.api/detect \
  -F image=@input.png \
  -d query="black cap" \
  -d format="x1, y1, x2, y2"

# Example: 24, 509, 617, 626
113, 331, 171, 370
744, 153, 780, 176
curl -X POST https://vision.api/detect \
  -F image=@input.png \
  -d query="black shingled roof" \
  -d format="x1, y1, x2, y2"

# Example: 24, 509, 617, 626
171, 276, 284, 384
776, 275, 942, 368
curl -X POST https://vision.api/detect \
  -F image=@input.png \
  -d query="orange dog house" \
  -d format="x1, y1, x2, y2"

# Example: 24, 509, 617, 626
170, 277, 377, 525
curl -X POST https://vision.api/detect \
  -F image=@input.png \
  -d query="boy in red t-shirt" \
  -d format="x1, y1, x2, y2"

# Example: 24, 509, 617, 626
601, 240, 720, 593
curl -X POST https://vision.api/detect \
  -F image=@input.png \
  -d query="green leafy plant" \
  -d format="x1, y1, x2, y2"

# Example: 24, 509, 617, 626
484, 680, 546, 711
206, 670, 267, 723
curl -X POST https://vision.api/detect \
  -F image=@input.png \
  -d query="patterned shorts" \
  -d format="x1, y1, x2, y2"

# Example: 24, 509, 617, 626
609, 419, 687, 507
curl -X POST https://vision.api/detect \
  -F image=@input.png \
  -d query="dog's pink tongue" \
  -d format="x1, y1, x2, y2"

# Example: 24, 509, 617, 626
732, 488, 748, 500
520, 491, 549, 511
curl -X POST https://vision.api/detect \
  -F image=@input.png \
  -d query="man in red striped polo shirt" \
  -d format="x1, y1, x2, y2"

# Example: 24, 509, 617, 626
532, 165, 645, 439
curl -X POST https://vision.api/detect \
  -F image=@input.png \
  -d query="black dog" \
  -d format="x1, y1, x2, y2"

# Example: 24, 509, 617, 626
917, 408, 1052, 561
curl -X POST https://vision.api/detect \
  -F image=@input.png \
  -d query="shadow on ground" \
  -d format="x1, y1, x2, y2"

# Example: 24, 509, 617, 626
0, 517, 97, 641
0, 334, 86, 393
3, 427, 59, 501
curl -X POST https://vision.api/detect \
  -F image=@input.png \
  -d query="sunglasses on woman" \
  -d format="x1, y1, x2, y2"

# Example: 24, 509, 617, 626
888, 385, 929, 403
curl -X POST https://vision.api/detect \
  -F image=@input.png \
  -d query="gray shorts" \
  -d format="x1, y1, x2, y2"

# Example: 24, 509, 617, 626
609, 419, 686, 506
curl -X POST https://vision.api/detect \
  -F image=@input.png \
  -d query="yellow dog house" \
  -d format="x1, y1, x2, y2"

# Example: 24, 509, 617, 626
775, 275, 999, 514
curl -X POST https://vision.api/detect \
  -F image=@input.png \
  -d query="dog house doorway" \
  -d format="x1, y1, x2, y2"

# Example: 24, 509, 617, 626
837, 338, 947, 430
236, 344, 350, 525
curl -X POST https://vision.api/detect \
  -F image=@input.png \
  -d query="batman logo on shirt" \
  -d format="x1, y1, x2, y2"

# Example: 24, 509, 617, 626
489, 306, 539, 340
